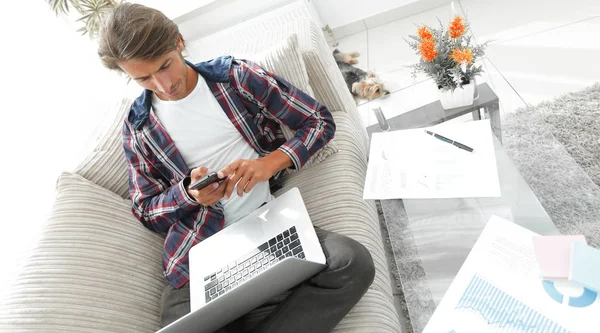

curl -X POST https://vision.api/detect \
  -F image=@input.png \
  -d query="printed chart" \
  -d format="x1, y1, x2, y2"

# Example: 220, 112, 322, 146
542, 280, 598, 308
448, 275, 571, 333
424, 217, 599, 333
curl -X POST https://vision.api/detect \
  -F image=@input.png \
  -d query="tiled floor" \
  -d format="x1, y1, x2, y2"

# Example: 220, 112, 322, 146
330, 0, 600, 130
329, 0, 600, 331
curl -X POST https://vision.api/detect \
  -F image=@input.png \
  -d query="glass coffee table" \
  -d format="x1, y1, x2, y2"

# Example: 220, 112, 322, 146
366, 92, 560, 332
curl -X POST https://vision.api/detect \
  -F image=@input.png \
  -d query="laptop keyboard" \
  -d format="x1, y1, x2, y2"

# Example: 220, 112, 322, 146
203, 226, 305, 303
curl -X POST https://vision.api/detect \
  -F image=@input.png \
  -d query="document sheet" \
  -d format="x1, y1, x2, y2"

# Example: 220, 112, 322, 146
364, 120, 501, 199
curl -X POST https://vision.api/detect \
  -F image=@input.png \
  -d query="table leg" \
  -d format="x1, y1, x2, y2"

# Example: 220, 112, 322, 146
485, 101, 502, 143
471, 108, 481, 120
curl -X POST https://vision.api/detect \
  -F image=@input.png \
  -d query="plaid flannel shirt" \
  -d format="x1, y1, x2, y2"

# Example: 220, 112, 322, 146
122, 56, 335, 288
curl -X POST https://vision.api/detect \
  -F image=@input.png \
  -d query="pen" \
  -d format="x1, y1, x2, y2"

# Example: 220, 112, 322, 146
424, 130, 474, 152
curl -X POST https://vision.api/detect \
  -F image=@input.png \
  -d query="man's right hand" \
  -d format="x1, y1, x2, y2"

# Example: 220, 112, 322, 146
186, 167, 229, 206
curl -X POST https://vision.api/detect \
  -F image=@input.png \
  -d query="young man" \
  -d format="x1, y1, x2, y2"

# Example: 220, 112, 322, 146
98, 3, 375, 332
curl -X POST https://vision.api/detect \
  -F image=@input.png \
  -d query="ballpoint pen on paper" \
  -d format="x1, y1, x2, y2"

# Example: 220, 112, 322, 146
424, 130, 474, 152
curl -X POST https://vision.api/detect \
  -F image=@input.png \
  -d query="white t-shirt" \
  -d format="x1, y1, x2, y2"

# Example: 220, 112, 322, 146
152, 74, 274, 227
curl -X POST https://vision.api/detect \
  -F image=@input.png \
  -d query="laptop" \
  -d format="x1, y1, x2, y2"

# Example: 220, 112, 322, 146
158, 187, 327, 333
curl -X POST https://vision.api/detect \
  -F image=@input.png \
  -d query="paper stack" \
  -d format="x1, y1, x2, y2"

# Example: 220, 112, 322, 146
570, 242, 600, 292
532, 235, 586, 280
532, 235, 600, 292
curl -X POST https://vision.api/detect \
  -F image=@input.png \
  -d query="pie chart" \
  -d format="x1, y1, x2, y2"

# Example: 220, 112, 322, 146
542, 280, 598, 308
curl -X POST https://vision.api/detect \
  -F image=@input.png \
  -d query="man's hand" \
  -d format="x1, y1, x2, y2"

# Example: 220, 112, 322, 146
218, 158, 275, 199
187, 167, 229, 206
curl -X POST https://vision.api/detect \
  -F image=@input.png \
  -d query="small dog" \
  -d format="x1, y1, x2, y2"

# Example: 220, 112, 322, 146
333, 49, 390, 100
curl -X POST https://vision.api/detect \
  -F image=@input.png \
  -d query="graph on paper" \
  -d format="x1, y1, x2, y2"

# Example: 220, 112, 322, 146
448, 275, 571, 333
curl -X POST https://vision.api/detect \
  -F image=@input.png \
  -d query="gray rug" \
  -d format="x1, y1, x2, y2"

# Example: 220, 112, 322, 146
377, 201, 412, 333
503, 83, 600, 247
380, 83, 600, 333
525, 84, 600, 188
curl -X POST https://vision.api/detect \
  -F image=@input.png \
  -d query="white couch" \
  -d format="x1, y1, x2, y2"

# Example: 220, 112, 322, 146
0, 12, 401, 333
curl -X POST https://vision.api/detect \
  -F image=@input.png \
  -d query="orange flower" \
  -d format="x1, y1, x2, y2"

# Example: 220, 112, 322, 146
449, 15, 466, 38
419, 38, 438, 62
450, 48, 473, 64
417, 26, 433, 40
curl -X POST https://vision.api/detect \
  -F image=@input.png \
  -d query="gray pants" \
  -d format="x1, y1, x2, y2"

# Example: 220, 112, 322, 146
160, 227, 376, 333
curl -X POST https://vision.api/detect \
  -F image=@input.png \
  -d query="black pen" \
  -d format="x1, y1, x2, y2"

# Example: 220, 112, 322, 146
424, 130, 474, 152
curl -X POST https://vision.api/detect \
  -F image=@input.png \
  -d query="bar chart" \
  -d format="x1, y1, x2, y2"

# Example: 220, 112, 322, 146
449, 275, 571, 333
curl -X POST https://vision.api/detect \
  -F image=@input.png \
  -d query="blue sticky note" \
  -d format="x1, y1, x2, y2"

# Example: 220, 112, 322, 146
569, 242, 600, 292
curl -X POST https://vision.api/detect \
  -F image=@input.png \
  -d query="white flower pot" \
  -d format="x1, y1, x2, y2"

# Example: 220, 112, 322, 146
438, 82, 475, 109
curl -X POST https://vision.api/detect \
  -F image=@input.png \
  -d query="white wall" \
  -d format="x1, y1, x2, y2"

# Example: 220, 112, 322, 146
0, 1, 136, 302
130, 0, 218, 20
312, 0, 420, 29
175, 0, 297, 42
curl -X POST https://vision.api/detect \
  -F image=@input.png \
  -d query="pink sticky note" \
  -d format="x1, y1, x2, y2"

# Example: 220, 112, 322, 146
532, 235, 587, 280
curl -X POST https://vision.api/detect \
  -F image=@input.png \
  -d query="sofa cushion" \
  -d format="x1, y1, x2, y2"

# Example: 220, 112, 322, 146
235, 34, 316, 98
74, 98, 132, 199
234, 34, 338, 170
0, 172, 164, 332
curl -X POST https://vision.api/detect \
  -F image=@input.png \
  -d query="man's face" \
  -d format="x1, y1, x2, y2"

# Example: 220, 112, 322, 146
119, 40, 190, 101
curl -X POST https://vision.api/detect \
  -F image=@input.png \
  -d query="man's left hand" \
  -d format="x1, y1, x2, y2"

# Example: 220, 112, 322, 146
218, 159, 275, 199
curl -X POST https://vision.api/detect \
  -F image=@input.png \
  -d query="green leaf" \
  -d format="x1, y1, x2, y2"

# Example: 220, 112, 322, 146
76, 13, 92, 21
47, 0, 69, 15
44, 0, 120, 38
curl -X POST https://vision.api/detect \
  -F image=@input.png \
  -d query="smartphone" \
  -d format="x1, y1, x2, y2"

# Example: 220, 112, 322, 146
189, 171, 224, 191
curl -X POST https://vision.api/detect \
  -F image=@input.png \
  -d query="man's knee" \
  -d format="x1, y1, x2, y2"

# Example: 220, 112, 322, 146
160, 283, 191, 328
346, 238, 376, 291
322, 234, 375, 292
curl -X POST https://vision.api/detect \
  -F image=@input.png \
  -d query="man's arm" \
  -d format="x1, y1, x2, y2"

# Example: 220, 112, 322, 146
261, 149, 293, 175
232, 59, 336, 170
122, 122, 200, 233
